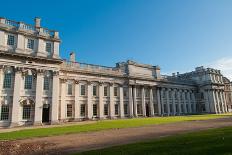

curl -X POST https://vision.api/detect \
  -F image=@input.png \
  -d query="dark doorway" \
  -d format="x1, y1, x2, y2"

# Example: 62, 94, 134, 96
146, 103, 150, 117
42, 105, 50, 123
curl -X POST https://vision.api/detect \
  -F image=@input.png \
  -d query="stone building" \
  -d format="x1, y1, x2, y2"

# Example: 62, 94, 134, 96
0, 17, 231, 127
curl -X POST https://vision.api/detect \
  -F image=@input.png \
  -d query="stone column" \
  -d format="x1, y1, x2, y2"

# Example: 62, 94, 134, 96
109, 84, 114, 118
128, 86, 134, 117
215, 90, 220, 113
166, 89, 170, 115
219, 91, 225, 113
172, 89, 176, 115
187, 91, 192, 113
177, 90, 182, 115
133, 86, 137, 117
156, 88, 162, 115
11, 69, 22, 126
74, 80, 80, 120
0, 67, 3, 99
149, 88, 154, 116
119, 86, 124, 118
222, 91, 228, 113
34, 71, 44, 125
212, 90, 218, 113
87, 82, 93, 119
160, 88, 164, 115
60, 80, 66, 121
182, 90, 187, 114
142, 87, 146, 116
208, 90, 215, 113
98, 83, 104, 119
51, 72, 60, 124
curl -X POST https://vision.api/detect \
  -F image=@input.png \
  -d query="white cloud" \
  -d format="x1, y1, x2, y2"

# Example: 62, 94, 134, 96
206, 57, 232, 80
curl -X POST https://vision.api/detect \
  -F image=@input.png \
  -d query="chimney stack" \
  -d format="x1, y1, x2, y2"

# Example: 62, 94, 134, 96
35, 17, 41, 28
70, 52, 76, 62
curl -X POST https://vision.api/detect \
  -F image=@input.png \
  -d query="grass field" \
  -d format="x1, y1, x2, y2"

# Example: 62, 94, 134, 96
0, 114, 231, 140
75, 126, 232, 155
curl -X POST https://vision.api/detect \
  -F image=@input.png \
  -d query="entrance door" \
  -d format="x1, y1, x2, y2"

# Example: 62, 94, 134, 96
146, 103, 150, 117
42, 105, 50, 123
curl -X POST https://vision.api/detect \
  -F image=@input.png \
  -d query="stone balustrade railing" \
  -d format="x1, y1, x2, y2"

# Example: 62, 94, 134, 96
0, 17, 59, 39
61, 60, 124, 75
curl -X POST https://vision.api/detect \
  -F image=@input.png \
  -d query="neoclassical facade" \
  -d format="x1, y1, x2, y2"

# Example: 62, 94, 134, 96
0, 17, 231, 127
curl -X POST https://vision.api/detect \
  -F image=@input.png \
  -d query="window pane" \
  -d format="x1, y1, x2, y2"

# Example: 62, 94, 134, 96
104, 86, 108, 96
24, 75, 33, 89
104, 104, 108, 115
68, 84, 72, 95
67, 104, 73, 117
46, 42, 52, 53
114, 87, 118, 96
93, 104, 97, 116
22, 105, 31, 119
81, 85, 85, 96
43, 77, 49, 90
27, 39, 34, 49
3, 73, 12, 88
124, 104, 128, 115
7, 35, 15, 46
0, 106, 9, 120
93, 86, 97, 96
80, 104, 86, 116
115, 104, 119, 115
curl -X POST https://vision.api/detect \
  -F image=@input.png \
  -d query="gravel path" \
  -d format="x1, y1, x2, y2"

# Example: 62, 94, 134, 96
1, 117, 232, 155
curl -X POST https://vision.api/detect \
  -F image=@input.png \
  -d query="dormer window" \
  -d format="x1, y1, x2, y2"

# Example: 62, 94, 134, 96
27, 39, 34, 49
45, 42, 52, 53
7, 34, 15, 46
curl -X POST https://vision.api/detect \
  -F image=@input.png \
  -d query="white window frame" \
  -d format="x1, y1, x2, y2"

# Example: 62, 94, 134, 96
27, 38, 35, 50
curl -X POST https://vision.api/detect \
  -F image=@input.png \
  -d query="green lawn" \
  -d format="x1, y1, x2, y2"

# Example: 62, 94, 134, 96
75, 126, 232, 155
0, 114, 231, 140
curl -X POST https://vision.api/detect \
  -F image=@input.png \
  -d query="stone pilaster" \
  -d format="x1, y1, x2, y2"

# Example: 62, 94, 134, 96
128, 86, 133, 117
119, 86, 124, 118
34, 71, 44, 125
171, 89, 176, 115
109, 83, 114, 118
149, 88, 154, 116
133, 86, 137, 117
156, 88, 162, 115
141, 87, 146, 116
51, 72, 59, 124
177, 90, 182, 115
160, 88, 164, 115
98, 83, 104, 119
74, 80, 80, 120
166, 89, 170, 116
60, 79, 66, 121
87, 82, 93, 119
11, 68, 22, 126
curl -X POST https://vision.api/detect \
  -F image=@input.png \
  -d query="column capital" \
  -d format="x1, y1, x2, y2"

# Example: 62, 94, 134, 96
74, 80, 80, 84
60, 79, 67, 83
52, 71, 59, 76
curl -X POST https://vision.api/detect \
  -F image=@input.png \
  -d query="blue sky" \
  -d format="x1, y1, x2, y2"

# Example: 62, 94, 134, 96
1, 0, 232, 78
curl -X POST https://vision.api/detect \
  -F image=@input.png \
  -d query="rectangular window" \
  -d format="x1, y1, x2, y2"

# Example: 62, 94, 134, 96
123, 88, 127, 97
145, 89, 149, 98
7, 34, 15, 46
137, 104, 142, 115
22, 105, 31, 119
114, 87, 118, 97
93, 85, 97, 96
43, 77, 49, 90
0, 106, 9, 120
104, 86, 108, 96
3, 73, 12, 88
115, 104, 119, 115
124, 104, 128, 115
80, 104, 86, 117
104, 104, 108, 115
66, 104, 73, 117
67, 84, 72, 95
136, 89, 141, 97
93, 104, 97, 116
80, 85, 86, 96
24, 75, 33, 89
45, 42, 52, 53
27, 39, 34, 49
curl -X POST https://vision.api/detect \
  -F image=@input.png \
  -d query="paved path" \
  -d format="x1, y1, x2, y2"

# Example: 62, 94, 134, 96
1, 117, 232, 155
